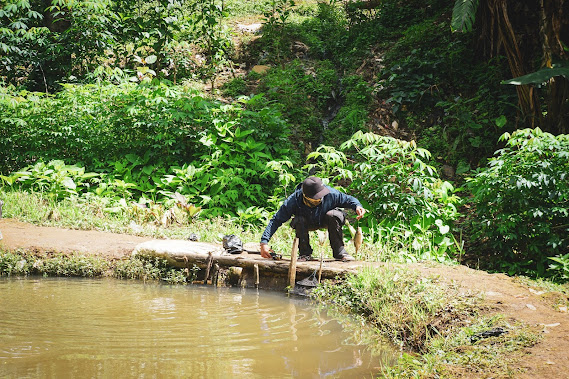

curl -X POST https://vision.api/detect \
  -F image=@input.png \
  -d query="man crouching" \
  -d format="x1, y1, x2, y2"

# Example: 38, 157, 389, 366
260, 176, 365, 262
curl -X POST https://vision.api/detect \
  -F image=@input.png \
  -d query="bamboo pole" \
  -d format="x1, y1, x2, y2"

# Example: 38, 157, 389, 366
288, 238, 299, 289
254, 263, 259, 289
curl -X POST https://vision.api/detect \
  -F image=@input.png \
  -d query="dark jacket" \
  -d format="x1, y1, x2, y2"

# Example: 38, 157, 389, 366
260, 183, 362, 244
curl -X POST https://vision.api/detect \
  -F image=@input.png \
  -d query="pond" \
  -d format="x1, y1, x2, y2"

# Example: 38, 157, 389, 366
0, 278, 395, 378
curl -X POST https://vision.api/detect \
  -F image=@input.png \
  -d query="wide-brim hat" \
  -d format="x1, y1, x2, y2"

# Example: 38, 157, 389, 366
302, 176, 330, 200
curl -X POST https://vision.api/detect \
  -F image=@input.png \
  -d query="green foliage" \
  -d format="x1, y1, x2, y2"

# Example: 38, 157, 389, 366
383, 316, 539, 378
378, 21, 468, 114
549, 253, 569, 281
221, 77, 248, 98
0, 83, 294, 222
312, 266, 468, 350
502, 60, 569, 86
1, 160, 101, 200
114, 256, 193, 283
0, 0, 50, 86
0, 82, 291, 170
378, 18, 518, 165
186, 0, 233, 85
257, 59, 338, 142
345, 0, 448, 31
0, 251, 109, 277
261, 0, 296, 60
307, 131, 462, 261
1, 0, 117, 90
323, 74, 372, 145
0, 250, 193, 284
165, 100, 292, 217
113, 0, 183, 63
451, 0, 479, 32
422, 80, 515, 166
294, 2, 348, 62
468, 128, 569, 277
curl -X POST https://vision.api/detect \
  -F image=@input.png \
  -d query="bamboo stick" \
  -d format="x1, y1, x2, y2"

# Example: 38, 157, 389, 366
288, 238, 299, 289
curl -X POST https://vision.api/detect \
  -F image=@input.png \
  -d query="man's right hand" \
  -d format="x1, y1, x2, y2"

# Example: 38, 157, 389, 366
260, 243, 272, 258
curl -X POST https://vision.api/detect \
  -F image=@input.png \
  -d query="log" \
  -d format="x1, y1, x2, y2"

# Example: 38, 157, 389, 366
133, 239, 361, 285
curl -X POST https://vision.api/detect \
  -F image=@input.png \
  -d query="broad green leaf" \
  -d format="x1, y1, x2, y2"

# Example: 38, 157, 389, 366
145, 55, 157, 64
502, 64, 569, 86
451, 0, 479, 32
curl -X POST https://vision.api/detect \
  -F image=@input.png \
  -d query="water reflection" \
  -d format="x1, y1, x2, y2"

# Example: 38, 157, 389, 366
0, 277, 395, 378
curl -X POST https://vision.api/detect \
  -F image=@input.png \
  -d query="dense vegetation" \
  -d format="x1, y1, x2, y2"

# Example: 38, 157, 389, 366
1, 0, 568, 279
1, 1, 569, 376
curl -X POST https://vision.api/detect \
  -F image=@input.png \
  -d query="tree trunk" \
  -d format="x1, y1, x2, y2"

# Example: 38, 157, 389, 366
541, 0, 569, 134
478, 0, 569, 133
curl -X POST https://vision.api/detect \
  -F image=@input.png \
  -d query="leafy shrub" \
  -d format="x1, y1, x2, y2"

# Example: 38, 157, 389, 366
37, 254, 110, 277
1, 160, 101, 200
323, 74, 372, 145
114, 256, 193, 283
0, 251, 109, 277
0, 251, 32, 276
468, 128, 569, 276
295, 2, 349, 61
257, 59, 338, 142
307, 131, 461, 261
0, 83, 296, 221
549, 253, 569, 281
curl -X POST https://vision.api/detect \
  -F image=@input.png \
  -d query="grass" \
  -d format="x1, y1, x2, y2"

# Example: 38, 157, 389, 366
311, 265, 541, 378
0, 249, 195, 284
0, 189, 546, 378
0, 189, 463, 264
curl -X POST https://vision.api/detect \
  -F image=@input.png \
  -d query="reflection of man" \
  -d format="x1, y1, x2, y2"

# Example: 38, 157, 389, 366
260, 177, 366, 261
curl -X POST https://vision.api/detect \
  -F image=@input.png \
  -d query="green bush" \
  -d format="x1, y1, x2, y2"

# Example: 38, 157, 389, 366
0, 83, 296, 221
468, 128, 569, 277
257, 59, 339, 142
307, 131, 462, 262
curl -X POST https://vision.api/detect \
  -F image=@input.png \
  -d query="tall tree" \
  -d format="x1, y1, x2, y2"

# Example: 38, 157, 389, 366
453, 0, 569, 133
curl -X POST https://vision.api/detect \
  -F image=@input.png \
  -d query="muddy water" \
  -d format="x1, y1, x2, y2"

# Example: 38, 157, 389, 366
0, 278, 395, 378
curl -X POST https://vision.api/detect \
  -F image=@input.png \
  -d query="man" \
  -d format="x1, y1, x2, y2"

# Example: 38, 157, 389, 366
260, 176, 366, 262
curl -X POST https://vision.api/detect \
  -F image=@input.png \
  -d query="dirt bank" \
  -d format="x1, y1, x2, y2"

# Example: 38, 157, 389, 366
1, 218, 568, 378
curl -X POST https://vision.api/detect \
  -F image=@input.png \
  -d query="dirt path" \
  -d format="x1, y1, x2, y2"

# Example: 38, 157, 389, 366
412, 263, 569, 378
1, 218, 568, 377
0, 219, 153, 259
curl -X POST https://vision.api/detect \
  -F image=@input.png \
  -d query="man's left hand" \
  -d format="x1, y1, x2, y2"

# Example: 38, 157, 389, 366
355, 206, 366, 220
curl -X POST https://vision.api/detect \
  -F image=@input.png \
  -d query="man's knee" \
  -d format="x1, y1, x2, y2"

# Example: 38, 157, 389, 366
324, 209, 345, 225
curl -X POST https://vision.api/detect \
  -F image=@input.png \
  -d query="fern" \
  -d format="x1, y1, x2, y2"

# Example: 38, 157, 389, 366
451, 0, 479, 32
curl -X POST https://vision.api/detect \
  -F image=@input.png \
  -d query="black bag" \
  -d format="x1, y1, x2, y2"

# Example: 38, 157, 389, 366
222, 234, 243, 254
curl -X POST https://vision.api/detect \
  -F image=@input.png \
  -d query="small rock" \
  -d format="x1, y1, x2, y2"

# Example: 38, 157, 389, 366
441, 164, 455, 179
545, 361, 556, 365
251, 65, 270, 74
558, 306, 568, 312
187, 233, 199, 242
236, 23, 262, 33
486, 291, 502, 297
48, 209, 61, 221
129, 221, 143, 233
526, 303, 537, 310
542, 323, 561, 328
529, 288, 546, 295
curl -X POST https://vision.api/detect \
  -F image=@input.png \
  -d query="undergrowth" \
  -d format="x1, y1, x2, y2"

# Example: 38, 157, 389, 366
311, 265, 540, 377
0, 249, 195, 284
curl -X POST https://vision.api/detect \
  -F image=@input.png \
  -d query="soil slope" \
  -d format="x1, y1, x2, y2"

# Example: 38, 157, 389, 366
1, 218, 568, 378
